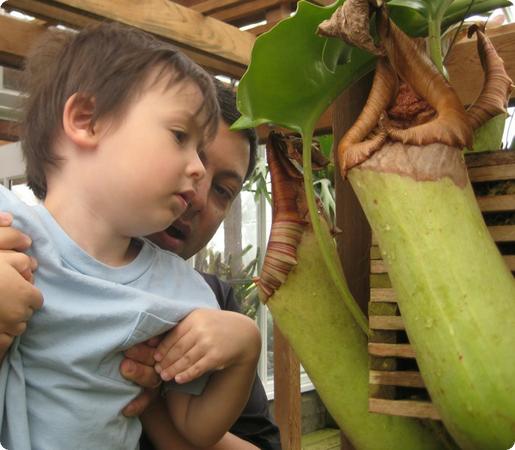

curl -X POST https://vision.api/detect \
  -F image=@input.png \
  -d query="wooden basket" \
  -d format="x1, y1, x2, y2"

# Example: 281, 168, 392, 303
368, 149, 515, 420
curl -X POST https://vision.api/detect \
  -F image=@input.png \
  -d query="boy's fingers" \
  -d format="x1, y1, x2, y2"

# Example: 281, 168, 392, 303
174, 362, 206, 385
0, 227, 32, 251
154, 324, 187, 361
154, 332, 195, 370
119, 358, 161, 388
124, 342, 156, 366
157, 346, 204, 382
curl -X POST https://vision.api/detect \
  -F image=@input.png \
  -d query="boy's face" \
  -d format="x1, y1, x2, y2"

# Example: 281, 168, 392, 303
89, 76, 207, 237
148, 120, 250, 259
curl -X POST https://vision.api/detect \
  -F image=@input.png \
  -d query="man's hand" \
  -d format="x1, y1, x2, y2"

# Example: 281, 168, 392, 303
154, 309, 261, 385
0, 212, 43, 358
120, 336, 162, 417
0, 212, 43, 335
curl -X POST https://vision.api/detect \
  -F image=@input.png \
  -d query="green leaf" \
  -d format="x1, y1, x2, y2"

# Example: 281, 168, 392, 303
387, 0, 428, 16
465, 113, 507, 152
322, 39, 353, 73
233, 0, 376, 135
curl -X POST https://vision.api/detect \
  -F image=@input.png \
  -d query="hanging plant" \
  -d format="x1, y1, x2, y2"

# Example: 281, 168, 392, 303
234, 0, 514, 448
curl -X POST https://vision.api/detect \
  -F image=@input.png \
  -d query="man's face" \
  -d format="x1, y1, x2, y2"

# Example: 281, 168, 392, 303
148, 120, 250, 259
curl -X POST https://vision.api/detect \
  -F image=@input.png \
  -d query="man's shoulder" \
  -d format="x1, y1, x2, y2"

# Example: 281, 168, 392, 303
199, 272, 240, 312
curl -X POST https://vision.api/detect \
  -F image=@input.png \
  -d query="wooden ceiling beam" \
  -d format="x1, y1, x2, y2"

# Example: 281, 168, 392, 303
2, 0, 250, 79
209, 0, 289, 23
191, 0, 246, 15
30, 0, 255, 65
0, 14, 47, 68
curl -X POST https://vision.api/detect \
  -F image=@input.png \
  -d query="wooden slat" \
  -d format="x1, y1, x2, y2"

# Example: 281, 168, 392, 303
370, 288, 396, 302
369, 315, 404, 331
447, 22, 515, 105
370, 260, 386, 274
368, 343, 416, 359
369, 398, 441, 421
465, 150, 515, 168
505, 255, 515, 271
468, 163, 515, 182
488, 225, 515, 242
191, 0, 244, 14
210, 0, 286, 22
477, 194, 515, 213
369, 370, 425, 388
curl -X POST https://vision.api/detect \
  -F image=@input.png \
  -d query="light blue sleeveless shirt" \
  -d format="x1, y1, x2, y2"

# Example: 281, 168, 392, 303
0, 186, 219, 450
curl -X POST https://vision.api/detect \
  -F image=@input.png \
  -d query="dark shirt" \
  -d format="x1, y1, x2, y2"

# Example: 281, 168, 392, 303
140, 273, 282, 450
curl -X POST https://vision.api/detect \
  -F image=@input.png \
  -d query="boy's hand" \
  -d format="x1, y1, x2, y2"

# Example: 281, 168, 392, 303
120, 337, 162, 417
154, 309, 261, 385
0, 212, 43, 339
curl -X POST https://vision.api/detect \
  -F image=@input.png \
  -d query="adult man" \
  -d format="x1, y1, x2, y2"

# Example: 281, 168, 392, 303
0, 81, 281, 450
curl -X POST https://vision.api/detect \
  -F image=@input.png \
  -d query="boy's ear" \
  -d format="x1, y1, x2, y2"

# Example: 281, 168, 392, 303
62, 93, 101, 149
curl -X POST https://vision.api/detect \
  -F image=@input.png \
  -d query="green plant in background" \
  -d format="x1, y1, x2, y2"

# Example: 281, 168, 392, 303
233, 0, 515, 448
194, 245, 260, 319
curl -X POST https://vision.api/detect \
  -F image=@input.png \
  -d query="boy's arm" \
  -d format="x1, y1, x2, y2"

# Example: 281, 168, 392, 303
142, 397, 259, 450
154, 309, 261, 448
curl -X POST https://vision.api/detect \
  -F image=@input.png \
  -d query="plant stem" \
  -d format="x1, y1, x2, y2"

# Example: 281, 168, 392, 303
428, 18, 446, 75
301, 130, 369, 335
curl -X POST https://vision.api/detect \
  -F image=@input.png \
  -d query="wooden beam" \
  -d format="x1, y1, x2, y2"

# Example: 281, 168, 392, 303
0, 15, 47, 68
0, 0, 245, 79
191, 0, 245, 15
210, 0, 287, 23
38, 0, 253, 64
5, 0, 98, 28
273, 324, 301, 450
332, 70, 374, 450
447, 22, 515, 105
0, 119, 20, 142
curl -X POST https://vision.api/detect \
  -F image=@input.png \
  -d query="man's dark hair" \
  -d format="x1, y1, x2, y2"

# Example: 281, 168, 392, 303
22, 22, 219, 199
214, 80, 257, 180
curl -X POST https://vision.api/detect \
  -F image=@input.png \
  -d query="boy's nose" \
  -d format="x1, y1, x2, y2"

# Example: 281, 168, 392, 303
188, 152, 206, 181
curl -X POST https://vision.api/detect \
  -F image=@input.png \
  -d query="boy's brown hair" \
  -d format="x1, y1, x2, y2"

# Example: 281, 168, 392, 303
22, 22, 219, 199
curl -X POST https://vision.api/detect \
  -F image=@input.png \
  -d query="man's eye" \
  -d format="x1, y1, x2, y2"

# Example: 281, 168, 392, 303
214, 184, 234, 200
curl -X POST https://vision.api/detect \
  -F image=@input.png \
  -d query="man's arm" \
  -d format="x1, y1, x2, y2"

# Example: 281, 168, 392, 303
201, 274, 282, 450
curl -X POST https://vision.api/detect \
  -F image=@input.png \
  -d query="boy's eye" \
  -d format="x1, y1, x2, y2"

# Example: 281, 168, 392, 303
171, 130, 188, 144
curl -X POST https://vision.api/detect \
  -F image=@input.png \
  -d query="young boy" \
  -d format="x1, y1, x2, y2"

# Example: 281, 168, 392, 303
0, 23, 260, 450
